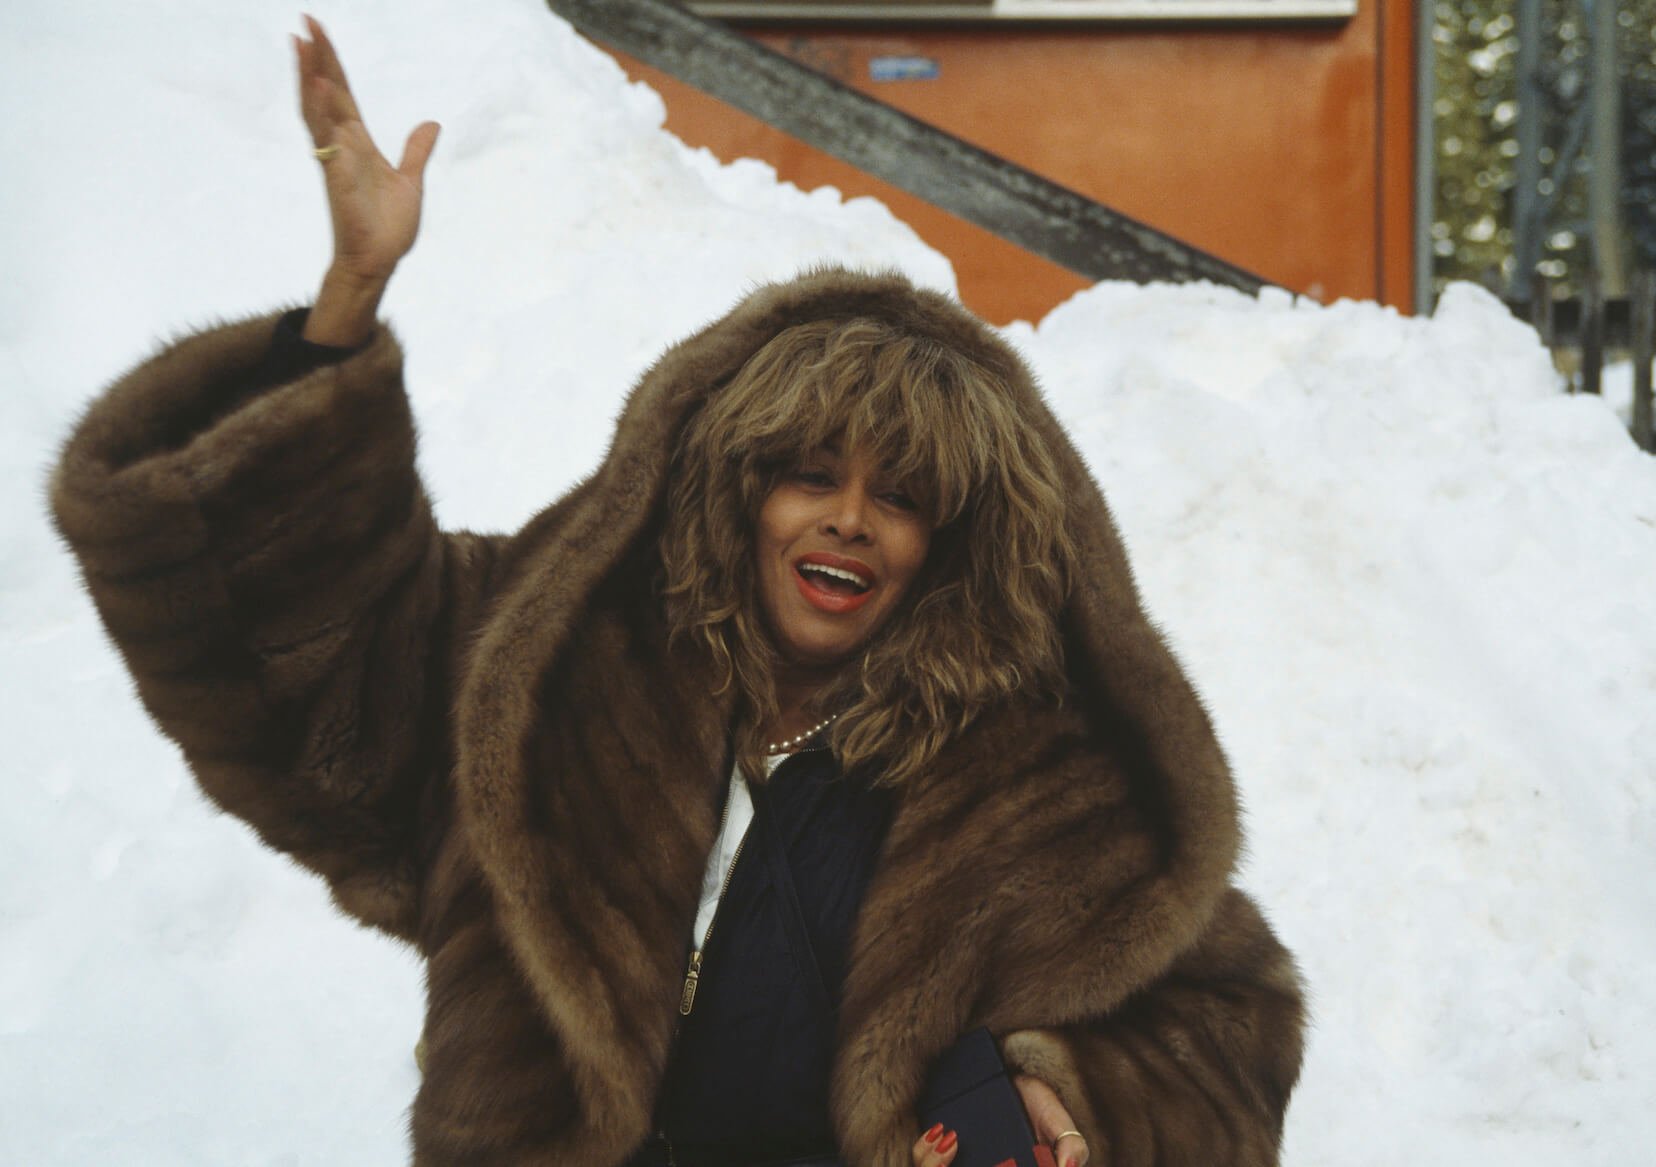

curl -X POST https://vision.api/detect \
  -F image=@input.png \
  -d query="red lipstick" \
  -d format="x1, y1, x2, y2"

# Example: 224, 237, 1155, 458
793, 552, 876, 614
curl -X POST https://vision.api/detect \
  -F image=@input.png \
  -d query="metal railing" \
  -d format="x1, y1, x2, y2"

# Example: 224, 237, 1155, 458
1511, 268, 1656, 452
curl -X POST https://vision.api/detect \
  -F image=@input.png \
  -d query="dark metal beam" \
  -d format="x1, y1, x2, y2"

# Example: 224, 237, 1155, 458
546, 0, 1266, 293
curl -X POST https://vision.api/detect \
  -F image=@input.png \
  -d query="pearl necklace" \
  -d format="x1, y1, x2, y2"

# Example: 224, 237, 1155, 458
765, 713, 838, 756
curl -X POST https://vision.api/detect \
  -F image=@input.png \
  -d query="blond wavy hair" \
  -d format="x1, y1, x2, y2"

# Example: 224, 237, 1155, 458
660, 316, 1077, 786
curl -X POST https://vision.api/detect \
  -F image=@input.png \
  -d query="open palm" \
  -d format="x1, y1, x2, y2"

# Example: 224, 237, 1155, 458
294, 14, 439, 283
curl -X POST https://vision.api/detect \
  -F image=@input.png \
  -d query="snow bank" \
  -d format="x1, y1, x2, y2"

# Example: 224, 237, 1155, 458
3, 1, 1653, 1164
1015, 282, 1656, 1164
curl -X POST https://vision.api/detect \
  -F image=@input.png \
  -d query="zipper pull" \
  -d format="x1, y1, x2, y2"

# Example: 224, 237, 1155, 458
679, 949, 703, 1016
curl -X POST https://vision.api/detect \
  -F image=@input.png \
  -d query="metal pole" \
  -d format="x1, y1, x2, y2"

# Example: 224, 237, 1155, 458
1530, 268, 1555, 345
1587, 0, 1627, 294
1581, 260, 1605, 394
1511, 0, 1545, 298
1415, 0, 1438, 314
1633, 269, 1654, 451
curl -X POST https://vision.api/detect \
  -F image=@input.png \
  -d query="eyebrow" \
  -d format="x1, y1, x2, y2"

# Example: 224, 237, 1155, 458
809, 441, 910, 483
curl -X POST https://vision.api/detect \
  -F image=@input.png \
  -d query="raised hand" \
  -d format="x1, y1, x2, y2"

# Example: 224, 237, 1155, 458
294, 14, 440, 345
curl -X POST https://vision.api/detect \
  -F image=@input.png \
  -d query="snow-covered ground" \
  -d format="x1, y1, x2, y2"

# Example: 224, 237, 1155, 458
4, 3, 1654, 1164
1605, 358, 1654, 436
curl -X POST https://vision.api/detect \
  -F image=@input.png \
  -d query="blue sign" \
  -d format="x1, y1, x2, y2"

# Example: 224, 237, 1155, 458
870, 56, 940, 82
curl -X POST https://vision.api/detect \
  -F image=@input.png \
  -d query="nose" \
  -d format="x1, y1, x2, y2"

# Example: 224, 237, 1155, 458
820, 482, 873, 543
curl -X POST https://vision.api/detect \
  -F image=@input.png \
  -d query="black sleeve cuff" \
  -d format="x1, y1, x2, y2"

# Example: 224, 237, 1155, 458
261, 307, 365, 380
178, 309, 375, 434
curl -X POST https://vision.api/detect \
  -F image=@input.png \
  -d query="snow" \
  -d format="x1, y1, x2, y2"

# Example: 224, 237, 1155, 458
1604, 358, 1654, 435
3, 2, 1653, 1164
1015, 283, 1656, 1162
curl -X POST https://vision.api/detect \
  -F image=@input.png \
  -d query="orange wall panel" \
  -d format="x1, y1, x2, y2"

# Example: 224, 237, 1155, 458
612, 3, 1414, 324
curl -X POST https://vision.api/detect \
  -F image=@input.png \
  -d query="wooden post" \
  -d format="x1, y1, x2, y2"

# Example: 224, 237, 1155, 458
1633, 269, 1655, 452
1581, 265, 1604, 396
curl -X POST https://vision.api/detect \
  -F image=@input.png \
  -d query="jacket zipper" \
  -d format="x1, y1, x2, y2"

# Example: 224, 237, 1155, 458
656, 773, 750, 1162
679, 780, 748, 1017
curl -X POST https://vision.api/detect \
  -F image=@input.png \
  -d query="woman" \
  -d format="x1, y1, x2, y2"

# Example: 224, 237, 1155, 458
51, 18, 1304, 1167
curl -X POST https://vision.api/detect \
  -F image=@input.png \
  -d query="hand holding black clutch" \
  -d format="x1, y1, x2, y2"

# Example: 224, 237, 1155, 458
916, 1028, 1057, 1167
757, 1028, 1052, 1167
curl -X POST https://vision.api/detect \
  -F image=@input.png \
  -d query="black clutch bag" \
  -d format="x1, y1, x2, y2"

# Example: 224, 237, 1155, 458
917, 1028, 1055, 1167
747, 1030, 1049, 1167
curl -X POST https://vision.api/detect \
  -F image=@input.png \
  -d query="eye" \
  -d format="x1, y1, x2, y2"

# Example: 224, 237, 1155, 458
880, 489, 920, 513
792, 466, 834, 488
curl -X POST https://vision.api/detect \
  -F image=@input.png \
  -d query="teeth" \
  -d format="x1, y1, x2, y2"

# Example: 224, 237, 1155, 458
799, 562, 871, 590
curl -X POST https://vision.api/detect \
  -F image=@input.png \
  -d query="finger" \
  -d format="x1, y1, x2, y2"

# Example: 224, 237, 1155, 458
304, 14, 362, 122
296, 42, 331, 144
303, 14, 347, 86
298, 73, 342, 148
1054, 1132, 1090, 1167
1014, 1075, 1089, 1167
909, 1124, 958, 1167
294, 35, 318, 132
317, 75, 356, 129
1015, 1074, 1065, 1134
295, 36, 348, 146
398, 121, 441, 182
312, 76, 372, 157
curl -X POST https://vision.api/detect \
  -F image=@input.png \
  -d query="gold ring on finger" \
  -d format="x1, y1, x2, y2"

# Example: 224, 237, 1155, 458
314, 144, 342, 162
1055, 1130, 1084, 1142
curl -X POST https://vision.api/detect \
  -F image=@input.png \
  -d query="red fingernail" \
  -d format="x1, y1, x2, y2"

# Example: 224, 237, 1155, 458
936, 1130, 957, 1154
923, 1123, 943, 1144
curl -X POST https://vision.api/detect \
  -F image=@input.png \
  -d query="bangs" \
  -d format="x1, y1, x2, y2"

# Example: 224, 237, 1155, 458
710, 318, 1001, 525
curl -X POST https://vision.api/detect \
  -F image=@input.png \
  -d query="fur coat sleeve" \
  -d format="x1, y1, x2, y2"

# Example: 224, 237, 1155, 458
1000, 889, 1305, 1165
49, 312, 502, 941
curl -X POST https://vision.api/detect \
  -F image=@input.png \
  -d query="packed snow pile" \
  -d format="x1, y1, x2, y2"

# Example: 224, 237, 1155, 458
1015, 283, 1656, 1164
3, 2, 1653, 1165
1604, 358, 1652, 433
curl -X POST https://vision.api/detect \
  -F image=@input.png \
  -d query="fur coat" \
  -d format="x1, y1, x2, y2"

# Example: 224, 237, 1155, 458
52, 268, 1304, 1166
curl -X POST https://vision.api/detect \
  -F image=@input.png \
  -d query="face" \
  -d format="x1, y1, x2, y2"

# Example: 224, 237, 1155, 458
754, 443, 933, 676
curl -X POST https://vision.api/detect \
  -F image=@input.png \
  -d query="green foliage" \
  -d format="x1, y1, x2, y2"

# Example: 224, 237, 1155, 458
1431, 0, 1519, 288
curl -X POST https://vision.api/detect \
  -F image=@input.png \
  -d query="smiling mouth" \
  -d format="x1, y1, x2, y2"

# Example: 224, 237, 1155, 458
797, 562, 871, 594
793, 559, 875, 613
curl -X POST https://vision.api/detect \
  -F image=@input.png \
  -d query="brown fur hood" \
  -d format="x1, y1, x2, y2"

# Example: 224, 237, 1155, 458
52, 266, 1300, 1167
454, 268, 1255, 1161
